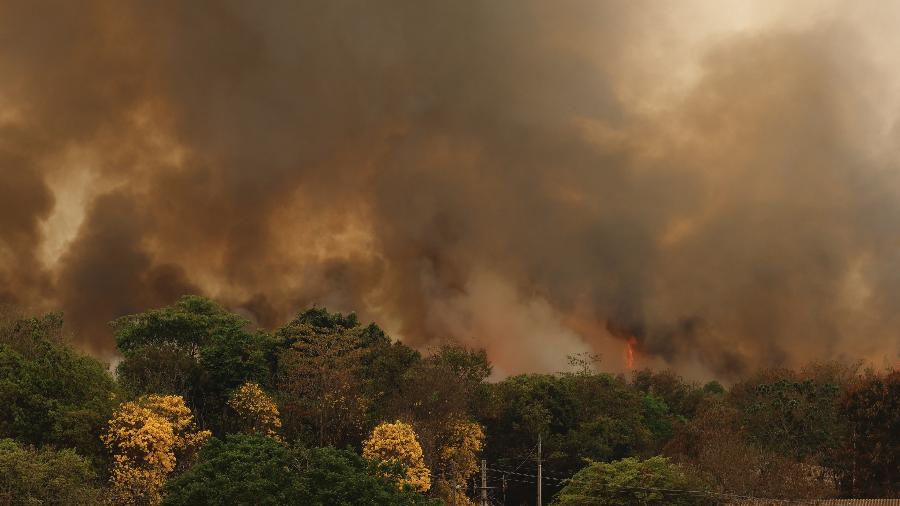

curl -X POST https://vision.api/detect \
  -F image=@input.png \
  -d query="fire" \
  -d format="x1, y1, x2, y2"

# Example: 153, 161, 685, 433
625, 337, 637, 370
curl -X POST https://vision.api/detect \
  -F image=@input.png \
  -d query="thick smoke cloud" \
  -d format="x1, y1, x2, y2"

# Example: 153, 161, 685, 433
1, 0, 899, 377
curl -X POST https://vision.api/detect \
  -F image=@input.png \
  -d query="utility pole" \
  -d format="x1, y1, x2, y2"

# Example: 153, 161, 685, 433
536, 434, 542, 506
450, 462, 457, 506
480, 459, 488, 506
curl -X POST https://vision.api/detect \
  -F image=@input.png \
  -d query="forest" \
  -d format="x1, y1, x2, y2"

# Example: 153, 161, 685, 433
0, 295, 897, 505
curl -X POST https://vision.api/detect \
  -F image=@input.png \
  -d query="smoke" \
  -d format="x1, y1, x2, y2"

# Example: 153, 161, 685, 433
2, 0, 900, 378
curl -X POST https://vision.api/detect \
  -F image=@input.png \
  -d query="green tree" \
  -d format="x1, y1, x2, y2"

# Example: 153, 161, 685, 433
276, 310, 369, 447
701, 381, 725, 396
363, 340, 421, 423
631, 369, 706, 420
390, 345, 491, 474
0, 313, 119, 464
112, 295, 276, 433
641, 394, 674, 444
275, 307, 421, 447
837, 369, 900, 498
553, 456, 712, 506
299, 445, 438, 506
162, 435, 304, 506
0, 438, 103, 505
730, 371, 844, 461
478, 371, 657, 505
664, 400, 836, 499
162, 435, 437, 506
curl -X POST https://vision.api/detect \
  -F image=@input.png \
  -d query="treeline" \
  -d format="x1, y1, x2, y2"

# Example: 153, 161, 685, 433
0, 295, 897, 505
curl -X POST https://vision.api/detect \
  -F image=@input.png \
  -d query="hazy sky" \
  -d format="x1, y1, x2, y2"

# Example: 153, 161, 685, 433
2, 0, 900, 378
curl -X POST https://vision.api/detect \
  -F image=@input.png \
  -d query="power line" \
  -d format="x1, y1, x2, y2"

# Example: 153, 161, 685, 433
469, 455, 831, 506
487, 467, 569, 482
495, 442, 539, 475
483, 461, 826, 505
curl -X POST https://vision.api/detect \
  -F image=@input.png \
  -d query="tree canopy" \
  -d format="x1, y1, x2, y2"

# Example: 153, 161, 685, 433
163, 435, 439, 506
0, 301, 895, 504
0, 313, 119, 465
112, 296, 277, 433
0, 438, 103, 505
553, 456, 712, 506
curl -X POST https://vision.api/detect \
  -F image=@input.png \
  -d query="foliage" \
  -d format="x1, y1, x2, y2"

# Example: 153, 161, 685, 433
553, 456, 713, 506
388, 345, 490, 476
0, 438, 103, 505
227, 382, 282, 439
632, 369, 706, 420
429, 345, 492, 386
702, 381, 725, 395
273, 307, 424, 448
162, 436, 438, 506
112, 296, 276, 434
0, 303, 895, 504
0, 313, 119, 465
664, 400, 836, 499
363, 340, 422, 422
836, 369, 900, 498
113, 296, 250, 356
438, 419, 484, 481
641, 394, 674, 443
275, 308, 373, 447
730, 371, 845, 462
162, 435, 303, 505
363, 421, 431, 492
478, 370, 662, 504
102, 394, 210, 505
434, 419, 484, 504
297, 445, 439, 506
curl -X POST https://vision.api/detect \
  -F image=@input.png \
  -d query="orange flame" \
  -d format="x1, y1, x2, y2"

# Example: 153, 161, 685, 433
625, 337, 636, 370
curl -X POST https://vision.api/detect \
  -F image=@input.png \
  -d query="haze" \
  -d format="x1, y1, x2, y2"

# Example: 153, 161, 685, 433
2, 0, 900, 379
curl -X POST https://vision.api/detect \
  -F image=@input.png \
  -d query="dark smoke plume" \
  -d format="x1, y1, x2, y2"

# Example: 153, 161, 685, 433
1, 0, 899, 378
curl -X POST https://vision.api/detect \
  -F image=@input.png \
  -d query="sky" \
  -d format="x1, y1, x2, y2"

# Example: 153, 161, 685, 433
2, 0, 900, 379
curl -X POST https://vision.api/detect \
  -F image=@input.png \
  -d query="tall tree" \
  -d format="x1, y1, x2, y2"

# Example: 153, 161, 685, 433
0, 312, 119, 465
664, 400, 836, 499
276, 309, 369, 447
478, 371, 657, 504
363, 421, 431, 493
837, 369, 900, 498
112, 295, 276, 433
102, 395, 210, 505
390, 345, 490, 473
275, 307, 421, 447
730, 369, 845, 462
433, 419, 484, 505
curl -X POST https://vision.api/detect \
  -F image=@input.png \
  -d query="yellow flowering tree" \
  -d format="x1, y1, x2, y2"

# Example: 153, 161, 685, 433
101, 395, 210, 505
362, 421, 431, 492
227, 382, 282, 439
438, 420, 484, 491
428, 420, 484, 505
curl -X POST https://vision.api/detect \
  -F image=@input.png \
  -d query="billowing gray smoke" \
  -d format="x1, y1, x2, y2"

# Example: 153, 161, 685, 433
1, 0, 899, 378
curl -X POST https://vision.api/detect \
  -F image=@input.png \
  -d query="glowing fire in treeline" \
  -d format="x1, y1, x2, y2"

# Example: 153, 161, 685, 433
625, 337, 637, 370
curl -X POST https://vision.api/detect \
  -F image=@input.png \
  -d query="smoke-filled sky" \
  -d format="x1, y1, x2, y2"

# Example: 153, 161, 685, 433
2, 0, 900, 378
